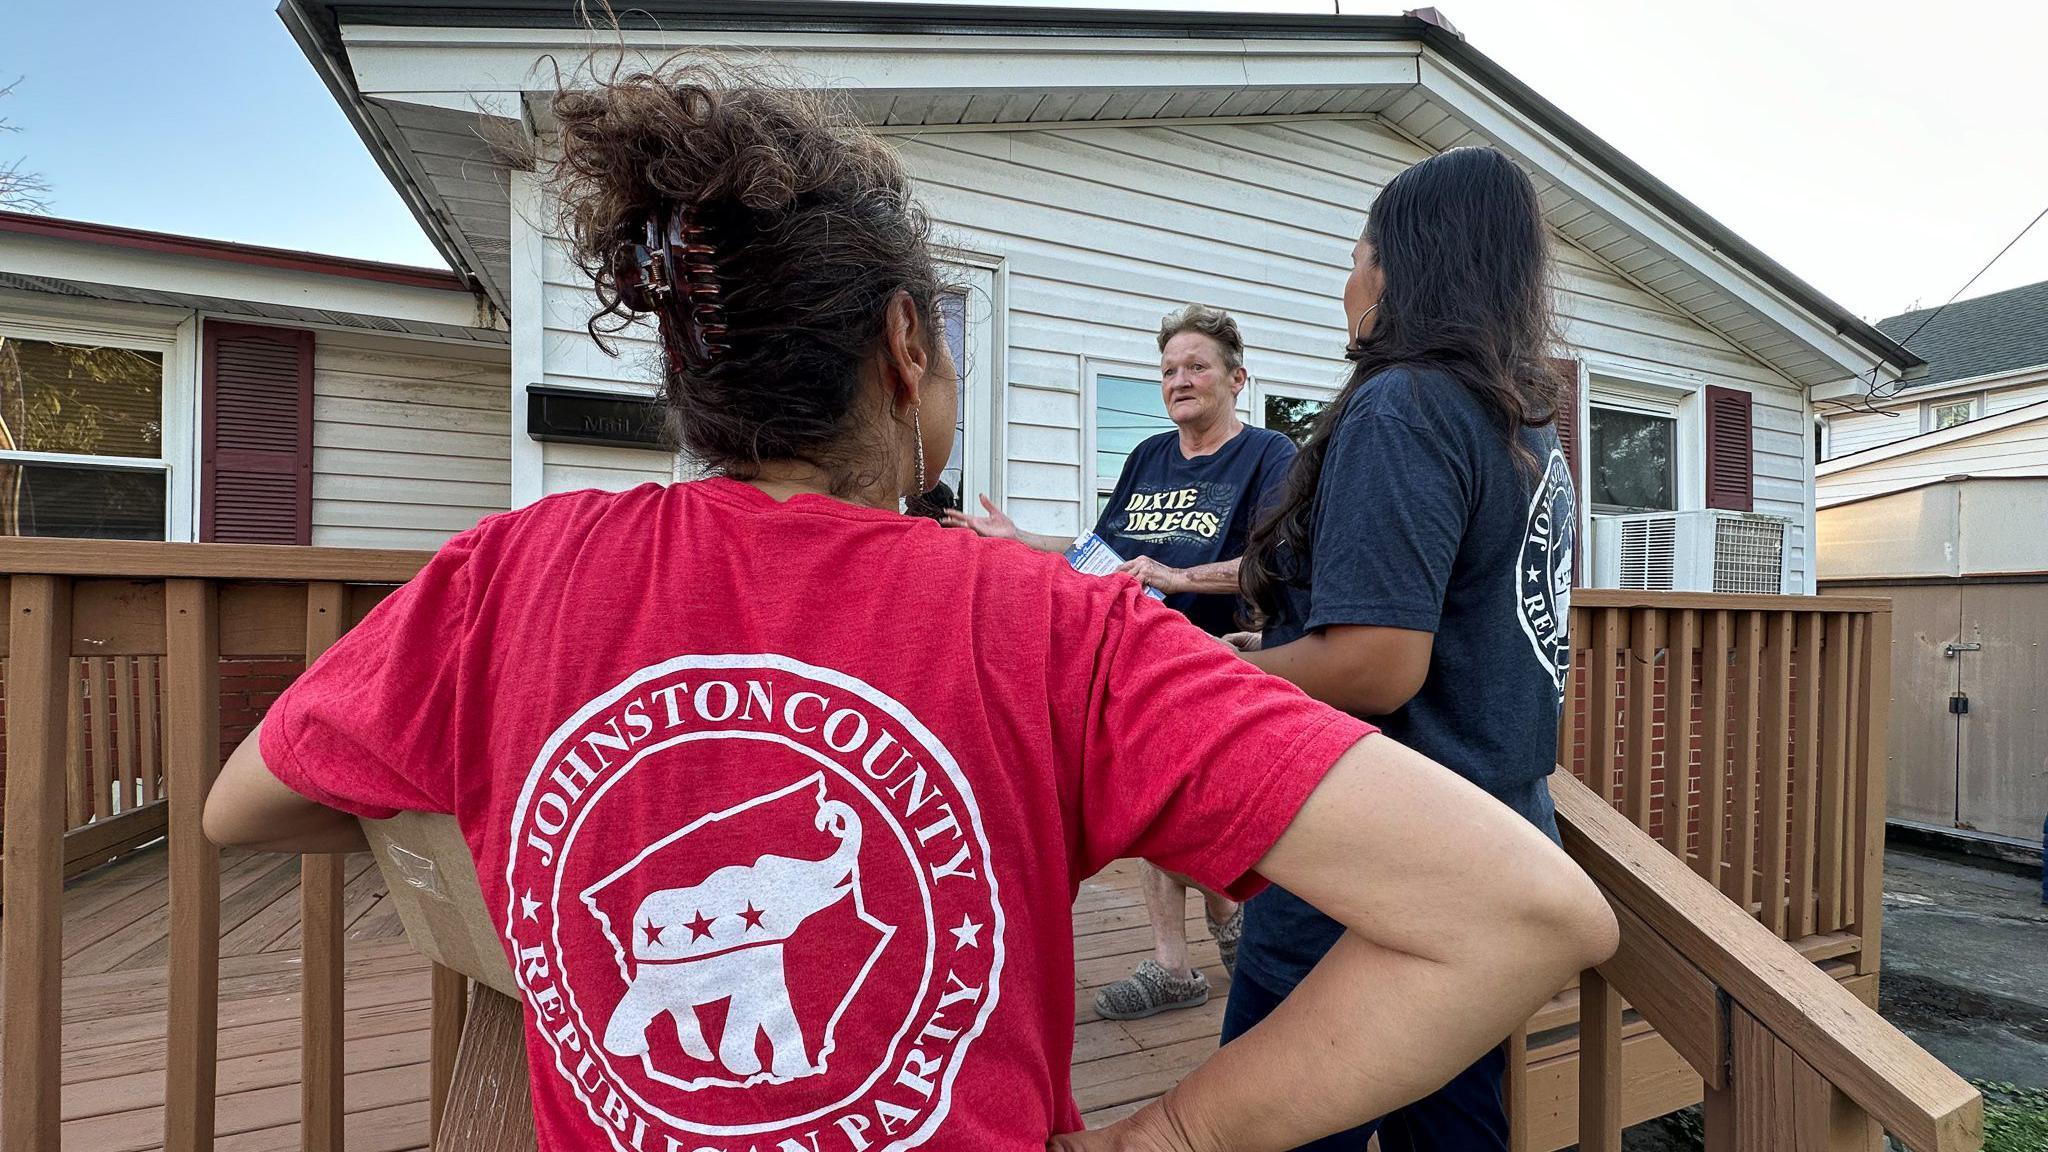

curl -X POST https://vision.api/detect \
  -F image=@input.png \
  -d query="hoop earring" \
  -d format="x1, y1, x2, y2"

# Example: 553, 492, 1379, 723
1352, 301, 1380, 343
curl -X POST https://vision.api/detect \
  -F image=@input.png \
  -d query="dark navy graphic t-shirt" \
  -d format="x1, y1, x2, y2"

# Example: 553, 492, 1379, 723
1093, 425, 1297, 636
1237, 365, 1576, 992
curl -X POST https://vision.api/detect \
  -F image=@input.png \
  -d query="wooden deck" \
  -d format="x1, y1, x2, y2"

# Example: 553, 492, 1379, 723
24, 850, 1218, 1150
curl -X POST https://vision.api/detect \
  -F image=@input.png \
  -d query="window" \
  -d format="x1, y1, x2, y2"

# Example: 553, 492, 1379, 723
0, 335, 167, 539
1588, 405, 1676, 514
1929, 399, 1974, 431
1262, 392, 1328, 446
1095, 373, 1173, 514
934, 291, 968, 508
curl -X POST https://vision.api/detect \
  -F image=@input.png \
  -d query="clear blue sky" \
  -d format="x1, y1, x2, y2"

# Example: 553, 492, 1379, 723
7, 0, 2048, 322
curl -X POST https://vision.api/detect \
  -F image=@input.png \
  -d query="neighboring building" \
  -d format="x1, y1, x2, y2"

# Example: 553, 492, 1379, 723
1817, 280, 2048, 506
0, 211, 510, 549
273, 0, 1915, 594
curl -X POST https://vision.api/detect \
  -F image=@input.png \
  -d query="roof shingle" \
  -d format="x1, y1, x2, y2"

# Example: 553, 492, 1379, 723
1877, 280, 2048, 390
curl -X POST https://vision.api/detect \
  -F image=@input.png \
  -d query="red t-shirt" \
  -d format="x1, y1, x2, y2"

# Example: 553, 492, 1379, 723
262, 477, 1372, 1152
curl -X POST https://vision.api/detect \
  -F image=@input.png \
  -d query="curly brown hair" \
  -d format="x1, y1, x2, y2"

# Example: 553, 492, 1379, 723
546, 61, 945, 493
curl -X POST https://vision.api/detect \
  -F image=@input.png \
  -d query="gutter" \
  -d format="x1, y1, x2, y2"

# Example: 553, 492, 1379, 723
296, 0, 1919, 373
277, 0, 490, 303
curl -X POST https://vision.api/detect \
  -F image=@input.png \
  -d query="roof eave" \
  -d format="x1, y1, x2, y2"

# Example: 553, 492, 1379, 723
294, 0, 1916, 373
278, 0, 493, 304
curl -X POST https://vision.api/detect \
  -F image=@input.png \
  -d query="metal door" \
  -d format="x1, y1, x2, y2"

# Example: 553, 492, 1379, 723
1878, 583, 1967, 829
1955, 582, 2048, 841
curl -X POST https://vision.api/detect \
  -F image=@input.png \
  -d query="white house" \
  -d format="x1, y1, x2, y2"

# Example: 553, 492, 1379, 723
8, 2, 1924, 596
1817, 280, 2048, 508
0, 211, 510, 549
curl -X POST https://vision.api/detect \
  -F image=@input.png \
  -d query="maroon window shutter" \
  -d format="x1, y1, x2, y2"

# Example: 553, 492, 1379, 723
201, 322, 313, 544
1704, 384, 1755, 512
1547, 357, 1581, 489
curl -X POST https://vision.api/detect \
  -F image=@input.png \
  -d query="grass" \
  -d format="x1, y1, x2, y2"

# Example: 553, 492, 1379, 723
1978, 1080, 2048, 1152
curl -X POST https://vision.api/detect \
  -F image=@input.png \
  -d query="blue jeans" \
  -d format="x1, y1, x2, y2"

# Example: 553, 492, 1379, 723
1221, 967, 1509, 1152
2040, 813, 2046, 905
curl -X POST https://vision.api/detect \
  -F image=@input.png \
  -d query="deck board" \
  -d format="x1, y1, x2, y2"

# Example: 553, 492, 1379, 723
22, 850, 1221, 1150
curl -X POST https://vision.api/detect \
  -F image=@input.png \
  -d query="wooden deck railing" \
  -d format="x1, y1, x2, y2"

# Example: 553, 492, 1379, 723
1545, 770, 1980, 1151
0, 543, 1974, 1151
1561, 592, 1889, 975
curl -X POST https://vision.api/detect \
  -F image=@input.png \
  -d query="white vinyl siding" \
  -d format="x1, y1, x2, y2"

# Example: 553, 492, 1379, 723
1822, 374, 2048, 461
527, 116, 1820, 584
533, 231, 674, 496
893, 118, 1818, 583
1820, 409, 2048, 505
310, 330, 511, 549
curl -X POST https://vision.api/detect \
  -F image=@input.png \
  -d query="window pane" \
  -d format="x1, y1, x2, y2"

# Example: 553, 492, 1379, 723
1096, 375, 1172, 489
934, 292, 968, 505
0, 337, 164, 459
0, 463, 165, 539
1932, 402, 1971, 431
1263, 394, 1327, 446
1589, 407, 1675, 512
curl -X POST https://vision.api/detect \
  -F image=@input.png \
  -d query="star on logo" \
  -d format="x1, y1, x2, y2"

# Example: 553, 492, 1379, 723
642, 920, 666, 946
1527, 565, 1541, 583
738, 902, 767, 933
519, 889, 541, 921
684, 910, 717, 942
949, 915, 984, 950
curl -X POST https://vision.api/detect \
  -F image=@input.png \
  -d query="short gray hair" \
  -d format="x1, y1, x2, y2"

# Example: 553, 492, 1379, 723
1157, 304, 1244, 371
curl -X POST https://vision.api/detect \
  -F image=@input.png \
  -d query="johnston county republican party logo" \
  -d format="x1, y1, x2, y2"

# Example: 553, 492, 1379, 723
504, 654, 1004, 1152
1517, 444, 1575, 697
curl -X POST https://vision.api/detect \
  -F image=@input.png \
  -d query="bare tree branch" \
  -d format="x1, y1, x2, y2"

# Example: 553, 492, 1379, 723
0, 76, 53, 214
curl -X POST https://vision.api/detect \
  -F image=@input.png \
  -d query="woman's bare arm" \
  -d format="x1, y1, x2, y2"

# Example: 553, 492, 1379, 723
1056, 733, 1616, 1152
203, 722, 368, 854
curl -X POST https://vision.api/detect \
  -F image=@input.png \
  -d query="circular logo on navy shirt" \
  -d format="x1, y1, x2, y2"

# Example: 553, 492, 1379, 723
1516, 446, 1574, 696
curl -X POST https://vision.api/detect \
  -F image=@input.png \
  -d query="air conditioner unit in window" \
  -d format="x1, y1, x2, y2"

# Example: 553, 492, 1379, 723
1591, 510, 1793, 594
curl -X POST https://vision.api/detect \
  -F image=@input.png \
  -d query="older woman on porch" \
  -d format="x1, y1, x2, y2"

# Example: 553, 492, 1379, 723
202, 64, 1613, 1152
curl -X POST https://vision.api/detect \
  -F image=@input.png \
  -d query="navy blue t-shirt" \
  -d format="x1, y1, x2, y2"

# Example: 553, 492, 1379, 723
1093, 425, 1297, 636
1237, 365, 1576, 992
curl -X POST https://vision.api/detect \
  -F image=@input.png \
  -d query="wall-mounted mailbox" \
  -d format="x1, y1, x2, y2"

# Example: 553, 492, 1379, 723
525, 384, 670, 450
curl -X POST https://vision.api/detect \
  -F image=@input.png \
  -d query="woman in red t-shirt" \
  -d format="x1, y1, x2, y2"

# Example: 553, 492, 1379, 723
203, 64, 1614, 1152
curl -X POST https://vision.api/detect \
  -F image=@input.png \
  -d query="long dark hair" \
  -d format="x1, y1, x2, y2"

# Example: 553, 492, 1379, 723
1240, 146, 1568, 627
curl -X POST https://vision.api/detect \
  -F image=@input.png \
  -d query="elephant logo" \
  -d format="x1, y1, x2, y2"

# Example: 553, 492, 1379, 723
503, 655, 1003, 1152
582, 780, 894, 1088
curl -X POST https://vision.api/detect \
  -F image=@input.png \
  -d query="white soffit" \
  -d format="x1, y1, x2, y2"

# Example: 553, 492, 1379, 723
336, 23, 1884, 387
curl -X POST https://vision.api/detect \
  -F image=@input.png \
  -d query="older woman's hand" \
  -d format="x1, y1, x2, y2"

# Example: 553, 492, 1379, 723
1220, 631, 1262, 653
1115, 555, 1188, 595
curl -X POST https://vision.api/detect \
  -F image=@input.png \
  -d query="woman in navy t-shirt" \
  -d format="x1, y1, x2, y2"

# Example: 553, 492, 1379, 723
1227, 147, 1579, 1152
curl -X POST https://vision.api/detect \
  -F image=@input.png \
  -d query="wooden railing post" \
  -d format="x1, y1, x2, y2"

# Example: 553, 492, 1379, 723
1730, 612, 1763, 911
1758, 613, 1793, 936
1699, 610, 1731, 888
165, 578, 222, 1152
302, 582, 348, 1152
429, 964, 472, 1146
1854, 610, 1891, 976
1625, 607, 1658, 827
1504, 1025, 1531, 1152
1578, 966, 1624, 1152
1664, 609, 1698, 861
2, 575, 73, 1151
1591, 609, 1621, 801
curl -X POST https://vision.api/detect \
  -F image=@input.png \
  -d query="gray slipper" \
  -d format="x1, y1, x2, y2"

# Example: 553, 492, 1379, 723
1207, 907, 1243, 980
1093, 959, 1209, 1020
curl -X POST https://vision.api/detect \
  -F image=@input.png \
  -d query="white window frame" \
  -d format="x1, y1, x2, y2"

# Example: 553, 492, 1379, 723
1924, 395, 1979, 433
0, 310, 197, 541
934, 253, 1003, 510
1584, 368, 1701, 517
1082, 356, 1173, 518
1249, 376, 1337, 442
